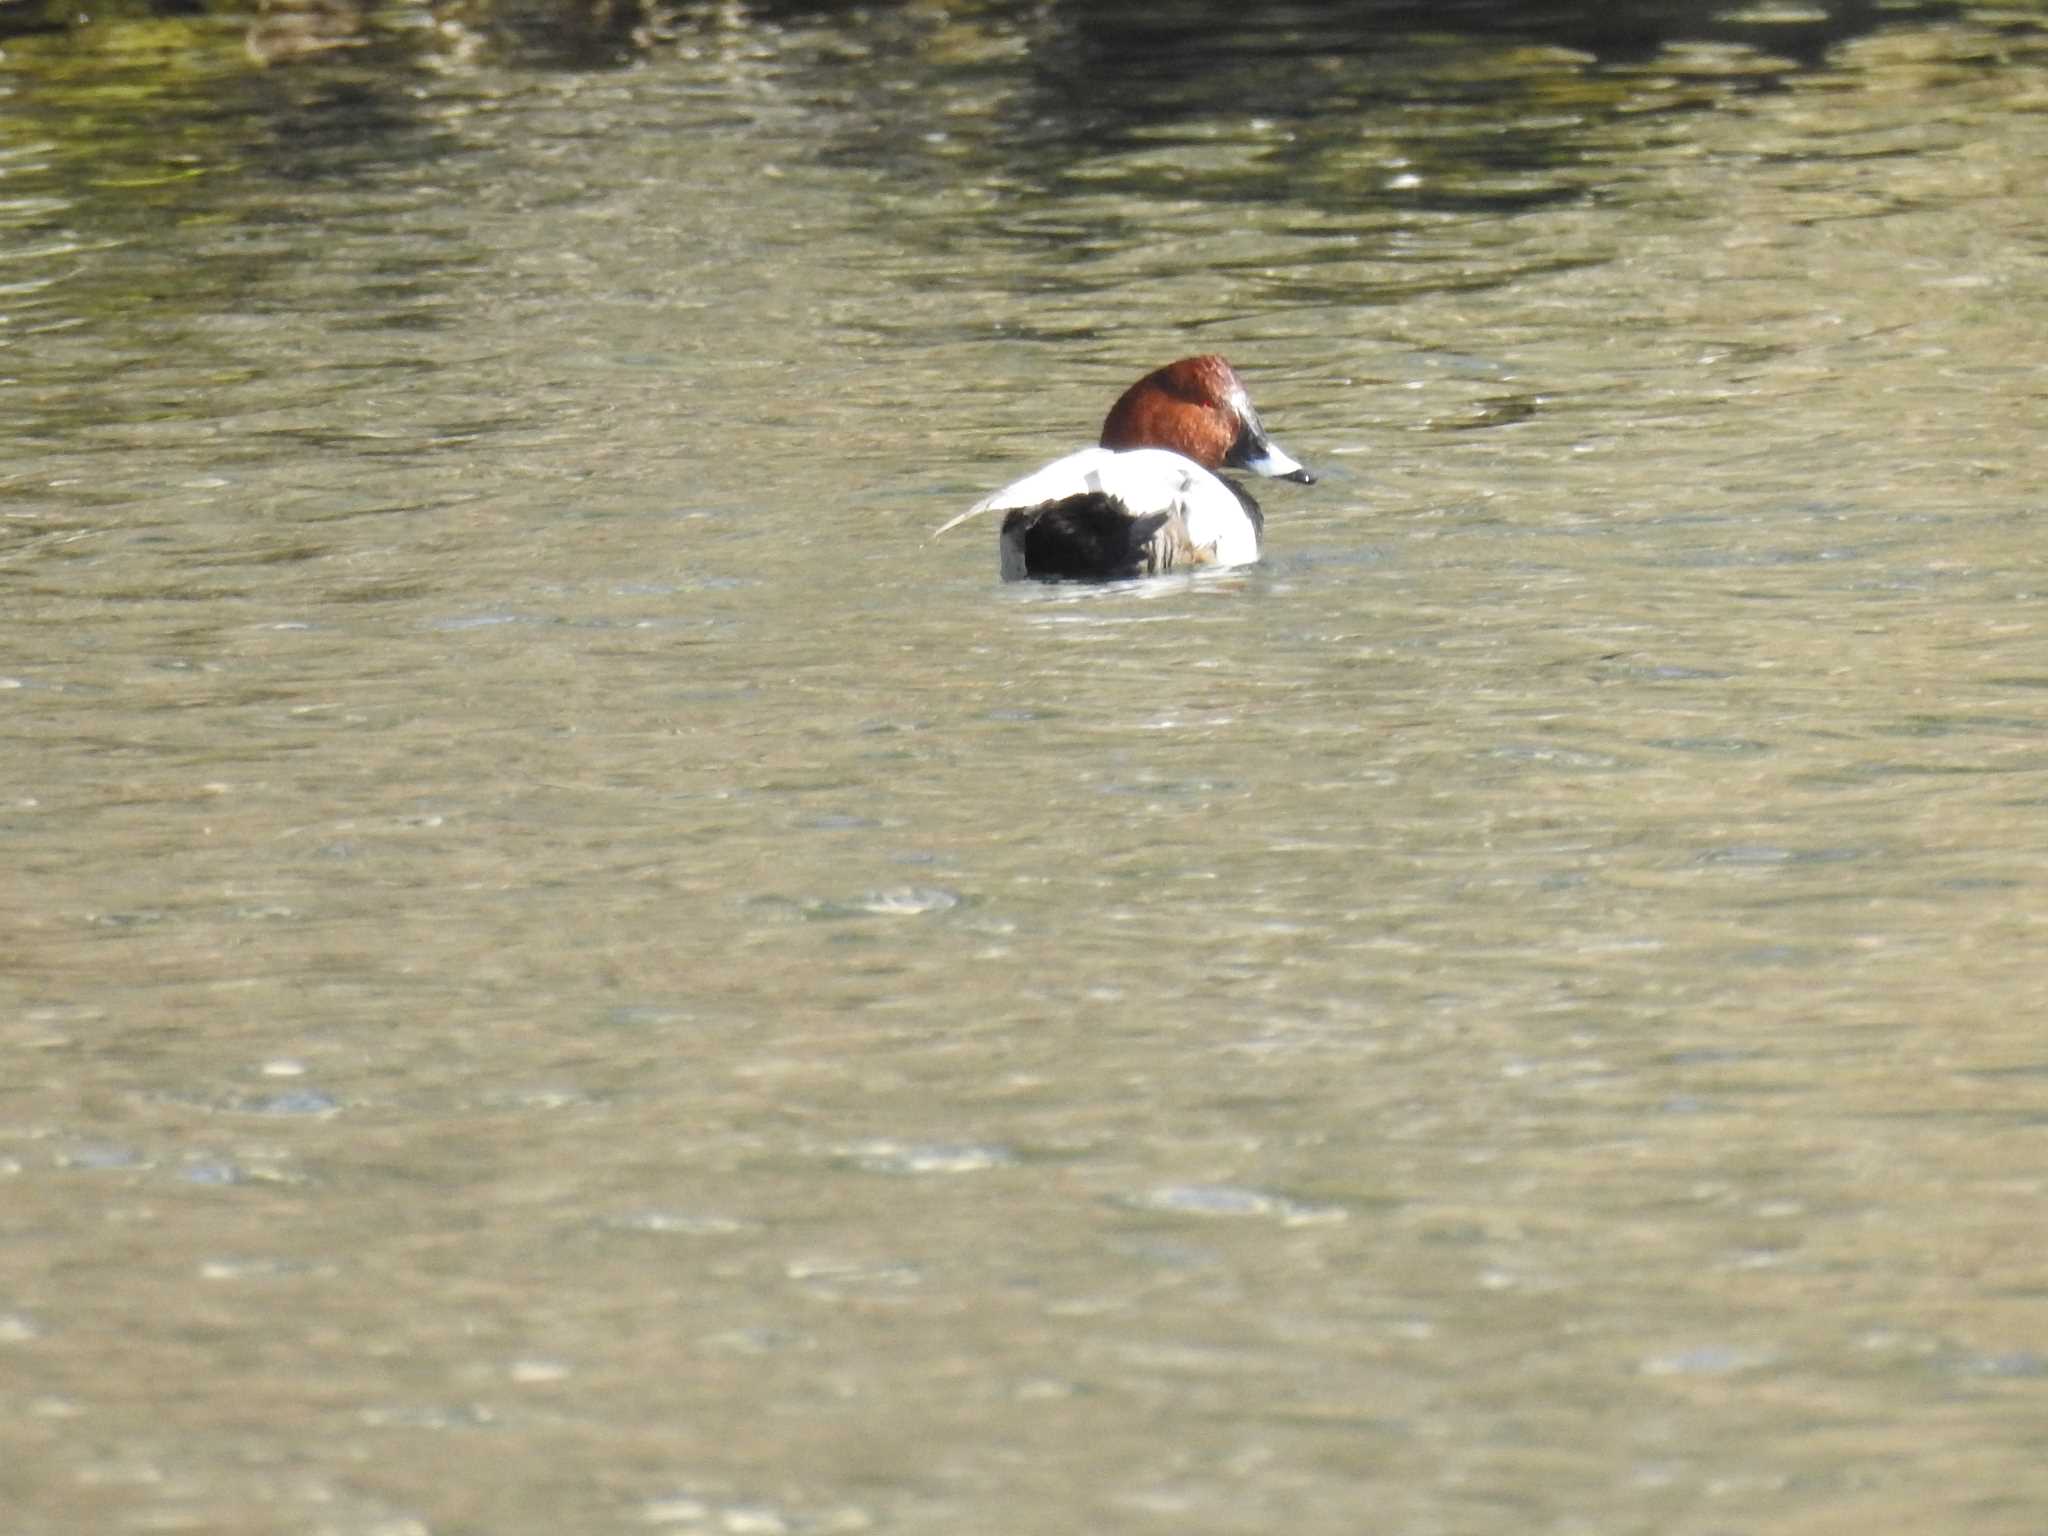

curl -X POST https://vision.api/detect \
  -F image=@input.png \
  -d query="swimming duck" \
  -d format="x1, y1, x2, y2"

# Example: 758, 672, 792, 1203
937, 355, 1314, 581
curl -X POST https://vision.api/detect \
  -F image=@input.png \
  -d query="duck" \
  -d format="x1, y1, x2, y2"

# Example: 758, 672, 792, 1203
936, 355, 1315, 582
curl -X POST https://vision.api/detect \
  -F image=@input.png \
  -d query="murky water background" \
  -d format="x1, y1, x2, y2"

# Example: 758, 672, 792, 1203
5, 3, 2048, 1531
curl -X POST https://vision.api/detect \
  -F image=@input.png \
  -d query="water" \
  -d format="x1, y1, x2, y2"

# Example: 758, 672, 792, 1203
4, 4, 2048, 1532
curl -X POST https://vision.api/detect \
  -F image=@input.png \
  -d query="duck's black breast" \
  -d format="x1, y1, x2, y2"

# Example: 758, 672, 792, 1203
1226, 478, 1264, 536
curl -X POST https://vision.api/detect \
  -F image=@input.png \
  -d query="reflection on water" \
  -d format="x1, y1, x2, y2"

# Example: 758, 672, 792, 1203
4, 4, 2048, 1534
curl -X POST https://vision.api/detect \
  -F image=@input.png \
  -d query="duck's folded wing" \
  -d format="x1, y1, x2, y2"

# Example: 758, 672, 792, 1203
932, 448, 1120, 538
936, 446, 1241, 526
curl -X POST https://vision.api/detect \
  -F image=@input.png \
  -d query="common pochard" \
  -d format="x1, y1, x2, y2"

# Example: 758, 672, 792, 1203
936, 355, 1314, 582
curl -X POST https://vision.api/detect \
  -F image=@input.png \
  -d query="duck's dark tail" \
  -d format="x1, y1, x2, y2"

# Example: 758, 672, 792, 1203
999, 494, 1177, 583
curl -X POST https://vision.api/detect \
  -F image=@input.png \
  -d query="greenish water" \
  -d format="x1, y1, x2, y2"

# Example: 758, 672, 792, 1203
4, 5, 2047, 1533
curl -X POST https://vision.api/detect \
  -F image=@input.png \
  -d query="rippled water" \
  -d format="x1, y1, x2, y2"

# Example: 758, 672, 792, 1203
5, 4, 2048, 1532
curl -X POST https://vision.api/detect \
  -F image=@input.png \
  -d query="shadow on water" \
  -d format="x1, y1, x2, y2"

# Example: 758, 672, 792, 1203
2, 0, 1980, 87
0, 0, 1994, 213
719, 0, 1981, 232
1039, 0, 1969, 68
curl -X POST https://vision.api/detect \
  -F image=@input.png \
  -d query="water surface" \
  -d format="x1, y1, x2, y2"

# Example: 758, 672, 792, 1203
4, 5, 2047, 1533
